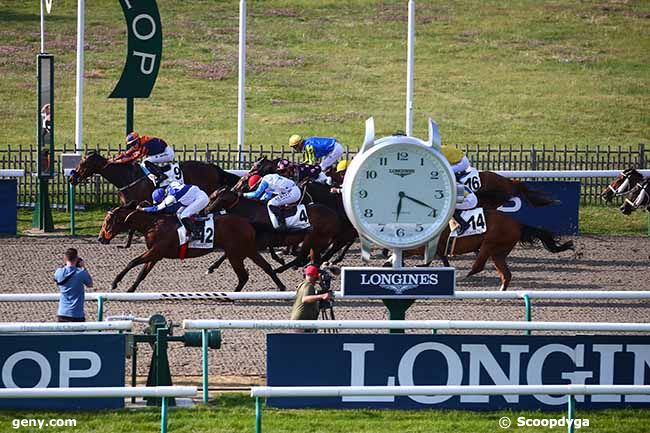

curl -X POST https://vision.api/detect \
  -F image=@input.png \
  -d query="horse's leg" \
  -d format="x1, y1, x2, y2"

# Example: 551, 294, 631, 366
332, 240, 355, 265
268, 246, 286, 266
227, 256, 249, 292
492, 255, 512, 291
126, 260, 158, 293
249, 252, 286, 291
111, 254, 148, 290
206, 254, 227, 275
441, 256, 450, 267
117, 229, 136, 249
466, 246, 491, 278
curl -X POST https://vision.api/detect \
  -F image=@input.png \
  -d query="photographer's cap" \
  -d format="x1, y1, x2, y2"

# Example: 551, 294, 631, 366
304, 265, 320, 278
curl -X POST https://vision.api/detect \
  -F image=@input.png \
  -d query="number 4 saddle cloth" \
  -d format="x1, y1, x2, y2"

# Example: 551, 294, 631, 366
267, 204, 311, 231
177, 214, 215, 249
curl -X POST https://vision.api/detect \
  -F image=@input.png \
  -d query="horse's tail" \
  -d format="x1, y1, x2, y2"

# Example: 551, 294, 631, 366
512, 181, 559, 207
519, 225, 574, 253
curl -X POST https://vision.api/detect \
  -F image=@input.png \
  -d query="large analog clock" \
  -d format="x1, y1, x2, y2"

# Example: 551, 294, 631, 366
343, 117, 457, 252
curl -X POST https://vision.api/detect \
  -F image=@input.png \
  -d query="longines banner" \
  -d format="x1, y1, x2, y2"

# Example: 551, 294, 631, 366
267, 334, 650, 410
0, 334, 125, 410
341, 267, 455, 298
110, 0, 162, 98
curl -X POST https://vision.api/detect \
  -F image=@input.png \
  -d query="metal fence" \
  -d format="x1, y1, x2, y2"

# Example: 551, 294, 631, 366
0, 142, 645, 207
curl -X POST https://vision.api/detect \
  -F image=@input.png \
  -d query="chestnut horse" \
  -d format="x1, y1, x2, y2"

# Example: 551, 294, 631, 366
204, 188, 340, 273
71, 151, 240, 247
98, 202, 286, 292
601, 168, 646, 203
401, 210, 573, 291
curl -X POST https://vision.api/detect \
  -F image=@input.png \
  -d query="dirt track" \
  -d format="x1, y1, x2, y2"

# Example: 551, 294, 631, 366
1, 234, 649, 378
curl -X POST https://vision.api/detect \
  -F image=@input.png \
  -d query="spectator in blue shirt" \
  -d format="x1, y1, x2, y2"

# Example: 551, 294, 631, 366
54, 248, 93, 322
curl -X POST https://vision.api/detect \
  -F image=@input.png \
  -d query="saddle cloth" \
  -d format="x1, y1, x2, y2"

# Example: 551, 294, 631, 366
177, 214, 214, 248
141, 162, 184, 187
268, 204, 311, 230
449, 207, 487, 238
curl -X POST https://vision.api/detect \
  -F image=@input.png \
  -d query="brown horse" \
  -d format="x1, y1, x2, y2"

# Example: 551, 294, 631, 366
71, 151, 240, 247
619, 178, 650, 215
204, 188, 340, 273
98, 202, 286, 292
601, 168, 645, 203
401, 210, 573, 291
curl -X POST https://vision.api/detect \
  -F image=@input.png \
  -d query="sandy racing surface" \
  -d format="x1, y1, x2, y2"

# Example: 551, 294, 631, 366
1, 234, 649, 378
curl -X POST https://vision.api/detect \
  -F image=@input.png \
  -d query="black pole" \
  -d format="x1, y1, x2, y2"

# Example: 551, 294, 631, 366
126, 97, 134, 135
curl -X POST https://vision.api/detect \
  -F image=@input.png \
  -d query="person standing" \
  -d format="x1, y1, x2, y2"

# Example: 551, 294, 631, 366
290, 265, 332, 332
54, 248, 93, 322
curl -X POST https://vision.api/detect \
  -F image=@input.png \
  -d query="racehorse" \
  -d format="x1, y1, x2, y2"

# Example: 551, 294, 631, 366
98, 202, 286, 292
70, 151, 240, 247
244, 156, 358, 263
601, 168, 645, 203
619, 178, 650, 215
204, 188, 340, 273
400, 210, 574, 291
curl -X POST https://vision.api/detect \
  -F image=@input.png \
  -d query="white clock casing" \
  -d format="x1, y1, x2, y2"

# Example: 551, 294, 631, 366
342, 118, 457, 251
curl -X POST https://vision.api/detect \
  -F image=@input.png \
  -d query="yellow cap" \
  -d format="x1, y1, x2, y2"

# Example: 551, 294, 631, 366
440, 145, 464, 164
289, 134, 303, 148
336, 160, 350, 172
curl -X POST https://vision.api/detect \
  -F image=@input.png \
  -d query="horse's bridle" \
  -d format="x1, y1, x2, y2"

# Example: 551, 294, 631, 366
624, 181, 650, 210
608, 170, 637, 196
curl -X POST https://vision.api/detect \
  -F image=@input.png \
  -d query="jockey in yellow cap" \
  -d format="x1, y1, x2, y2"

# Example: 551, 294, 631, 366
441, 146, 476, 236
289, 134, 344, 184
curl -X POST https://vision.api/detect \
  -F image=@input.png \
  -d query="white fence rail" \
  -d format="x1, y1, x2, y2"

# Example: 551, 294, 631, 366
0, 320, 132, 333
182, 319, 650, 332
0, 385, 196, 399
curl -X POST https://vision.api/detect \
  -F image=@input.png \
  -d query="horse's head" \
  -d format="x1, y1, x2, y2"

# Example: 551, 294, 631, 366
206, 187, 239, 214
69, 151, 108, 185
98, 201, 138, 244
620, 179, 650, 215
250, 156, 278, 176
602, 168, 643, 203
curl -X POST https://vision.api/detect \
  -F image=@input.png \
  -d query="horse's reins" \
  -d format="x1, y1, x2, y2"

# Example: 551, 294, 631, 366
624, 182, 650, 209
608, 174, 632, 196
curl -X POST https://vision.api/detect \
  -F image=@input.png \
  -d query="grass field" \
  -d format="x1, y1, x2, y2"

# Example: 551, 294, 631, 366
1, 0, 648, 148
17, 204, 649, 236
0, 393, 648, 433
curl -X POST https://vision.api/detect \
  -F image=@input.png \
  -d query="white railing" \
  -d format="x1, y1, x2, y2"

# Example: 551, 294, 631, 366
0, 169, 25, 177
0, 386, 196, 433
0, 320, 132, 333
182, 319, 650, 332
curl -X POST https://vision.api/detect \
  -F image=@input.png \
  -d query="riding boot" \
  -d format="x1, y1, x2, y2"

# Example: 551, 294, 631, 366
181, 217, 194, 240
453, 209, 470, 235
144, 160, 168, 185
269, 205, 287, 231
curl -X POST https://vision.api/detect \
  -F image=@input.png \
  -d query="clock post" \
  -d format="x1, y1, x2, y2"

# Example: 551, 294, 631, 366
341, 117, 462, 332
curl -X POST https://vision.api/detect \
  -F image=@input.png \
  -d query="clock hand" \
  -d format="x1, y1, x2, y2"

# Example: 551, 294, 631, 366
403, 194, 435, 210
396, 192, 404, 222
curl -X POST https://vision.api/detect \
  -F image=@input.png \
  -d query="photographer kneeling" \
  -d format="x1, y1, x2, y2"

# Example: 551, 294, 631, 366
290, 265, 332, 331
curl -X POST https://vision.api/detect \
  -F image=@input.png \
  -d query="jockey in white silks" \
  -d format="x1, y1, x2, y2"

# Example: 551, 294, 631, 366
140, 181, 209, 240
441, 145, 477, 235
243, 161, 301, 230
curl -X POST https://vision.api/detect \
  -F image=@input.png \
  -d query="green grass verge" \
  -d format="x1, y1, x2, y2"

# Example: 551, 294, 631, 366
0, 393, 648, 433
17, 204, 648, 237
1, 0, 649, 148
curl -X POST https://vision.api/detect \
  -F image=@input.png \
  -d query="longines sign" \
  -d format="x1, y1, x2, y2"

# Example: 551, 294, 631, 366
267, 334, 650, 410
341, 267, 454, 298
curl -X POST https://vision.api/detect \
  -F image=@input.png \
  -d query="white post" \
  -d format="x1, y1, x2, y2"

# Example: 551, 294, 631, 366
237, 0, 247, 168
405, 0, 415, 136
39, 0, 45, 53
74, 0, 85, 153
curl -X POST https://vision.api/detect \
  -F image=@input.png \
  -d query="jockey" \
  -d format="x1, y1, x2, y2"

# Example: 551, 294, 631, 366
139, 181, 209, 240
441, 145, 472, 181
247, 174, 262, 191
244, 161, 301, 230
453, 184, 478, 236
329, 159, 349, 194
110, 132, 175, 185
289, 134, 344, 184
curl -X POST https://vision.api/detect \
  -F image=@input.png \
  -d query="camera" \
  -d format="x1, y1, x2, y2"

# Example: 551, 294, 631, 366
315, 264, 339, 319
75, 257, 84, 267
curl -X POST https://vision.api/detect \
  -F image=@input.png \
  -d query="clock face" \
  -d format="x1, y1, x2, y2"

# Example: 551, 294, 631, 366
346, 141, 455, 248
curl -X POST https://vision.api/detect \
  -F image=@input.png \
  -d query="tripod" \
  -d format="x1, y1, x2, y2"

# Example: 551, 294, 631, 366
319, 303, 337, 334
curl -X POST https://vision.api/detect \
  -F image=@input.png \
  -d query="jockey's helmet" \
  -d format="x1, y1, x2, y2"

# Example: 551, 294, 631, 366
336, 160, 350, 173
248, 174, 262, 189
276, 158, 291, 171
126, 131, 140, 147
440, 145, 464, 164
304, 265, 320, 278
152, 188, 166, 204
288, 134, 303, 148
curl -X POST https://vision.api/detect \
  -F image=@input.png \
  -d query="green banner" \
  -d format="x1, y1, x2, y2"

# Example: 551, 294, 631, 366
109, 0, 162, 98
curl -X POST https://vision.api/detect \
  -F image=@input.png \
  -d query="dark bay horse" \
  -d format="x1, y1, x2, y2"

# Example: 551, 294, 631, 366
204, 189, 339, 273
401, 210, 573, 291
601, 168, 645, 203
71, 151, 240, 247
619, 178, 650, 215
98, 202, 286, 292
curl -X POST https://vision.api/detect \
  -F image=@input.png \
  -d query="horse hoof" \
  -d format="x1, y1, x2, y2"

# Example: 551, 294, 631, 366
111, 283, 118, 290
205, 269, 213, 275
